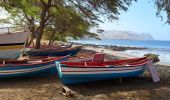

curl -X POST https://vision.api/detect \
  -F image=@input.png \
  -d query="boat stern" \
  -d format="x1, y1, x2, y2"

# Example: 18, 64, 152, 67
55, 61, 63, 78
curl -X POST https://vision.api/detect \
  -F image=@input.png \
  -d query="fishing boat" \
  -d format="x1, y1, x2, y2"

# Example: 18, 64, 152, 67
0, 56, 68, 78
0, 32, 30, 59
55, 57, 150, 84
26, 44, 72, 50
27, 46, 81, 56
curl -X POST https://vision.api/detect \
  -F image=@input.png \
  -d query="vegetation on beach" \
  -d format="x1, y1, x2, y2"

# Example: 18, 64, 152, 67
144, 53, 160, 63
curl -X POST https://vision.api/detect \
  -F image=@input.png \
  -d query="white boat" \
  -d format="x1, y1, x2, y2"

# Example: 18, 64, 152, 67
56, 57, 149, 84
0, 32, 30, 59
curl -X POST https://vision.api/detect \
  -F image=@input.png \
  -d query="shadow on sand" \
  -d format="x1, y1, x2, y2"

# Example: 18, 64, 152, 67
0, 74, 61, 89
67, 76, 170, 96
0, 74, 169, 99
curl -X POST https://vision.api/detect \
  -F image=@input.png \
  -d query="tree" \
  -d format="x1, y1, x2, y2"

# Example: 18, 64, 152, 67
155, 0, 170, 24
0, 0, 136, 49
44, 5, 99, 45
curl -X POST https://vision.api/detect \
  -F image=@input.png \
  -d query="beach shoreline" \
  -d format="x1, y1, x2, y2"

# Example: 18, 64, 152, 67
70, 42, 170, 66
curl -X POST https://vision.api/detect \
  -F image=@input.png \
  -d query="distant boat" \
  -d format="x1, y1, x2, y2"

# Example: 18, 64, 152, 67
55, 57, 149, 84
26, 44, 72, 50
0, 32, 30, 59
27, 46, 82, 56
0, 56, 68, 78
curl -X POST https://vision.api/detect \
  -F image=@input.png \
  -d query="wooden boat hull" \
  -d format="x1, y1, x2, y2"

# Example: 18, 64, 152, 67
0, 56, 68, 78
0, 32, 30, 59
56, 64, 146, 84
0, 47, 23, 59
27, 47, 81, 56
55, 57, 148, 84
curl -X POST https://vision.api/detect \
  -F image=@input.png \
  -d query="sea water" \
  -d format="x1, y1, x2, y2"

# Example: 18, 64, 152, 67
71, 39, 170, 65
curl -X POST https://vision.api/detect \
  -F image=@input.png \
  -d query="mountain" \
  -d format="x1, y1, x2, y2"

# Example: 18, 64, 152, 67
99, 30, 154, 40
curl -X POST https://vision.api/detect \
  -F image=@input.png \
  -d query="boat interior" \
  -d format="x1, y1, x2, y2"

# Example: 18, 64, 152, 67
61, 57, 149, 67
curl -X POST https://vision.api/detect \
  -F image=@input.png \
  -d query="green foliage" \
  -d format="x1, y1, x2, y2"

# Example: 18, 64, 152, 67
144, 53, 160, 63
66, 0, 136, 22
0, 18, 10, 24
43, 5, 99, 44
0, 0, 136, 48
155, 0, 170, 24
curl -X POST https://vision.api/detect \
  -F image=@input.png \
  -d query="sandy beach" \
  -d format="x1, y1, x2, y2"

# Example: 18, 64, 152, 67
1, 0, 170, 99
0, 44, 170, 100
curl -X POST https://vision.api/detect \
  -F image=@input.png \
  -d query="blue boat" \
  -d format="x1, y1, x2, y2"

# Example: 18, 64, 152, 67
27, 46, 81, 56
0, 56, 68, 78
55, 57, 150, 84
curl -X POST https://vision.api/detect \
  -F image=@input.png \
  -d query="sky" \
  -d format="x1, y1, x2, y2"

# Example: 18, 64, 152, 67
99, 0, 170, 41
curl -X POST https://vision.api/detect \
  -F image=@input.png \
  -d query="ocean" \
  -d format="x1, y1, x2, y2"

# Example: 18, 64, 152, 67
71, 39, 170, 65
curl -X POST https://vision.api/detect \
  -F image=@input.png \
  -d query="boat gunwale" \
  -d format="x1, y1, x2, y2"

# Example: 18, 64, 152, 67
0, 42, 25, 46
0, 56, 68, 67
59, 57, 150, 68
29, 46, 81, 52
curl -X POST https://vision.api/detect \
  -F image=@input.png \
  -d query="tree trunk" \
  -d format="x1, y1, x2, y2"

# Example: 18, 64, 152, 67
51, 38, 56, 44
25, 37, 32, 46
29, 36, 34, 46
48, 31, 56, 46
51, 30, 64, 44
25, 38, 30, 46
25, 31, 35, 46
25, 17, 35, 46
35, 27, 44, 49
34, 0, 54, 49
34, 1, 49, 49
